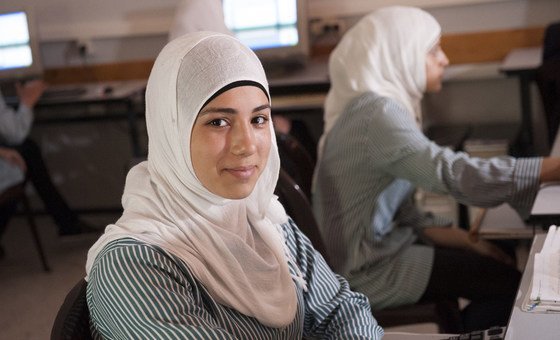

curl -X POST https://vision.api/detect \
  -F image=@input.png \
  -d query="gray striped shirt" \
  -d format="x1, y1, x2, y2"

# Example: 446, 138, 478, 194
87, 219, 383, 339
313, 92, 541, 309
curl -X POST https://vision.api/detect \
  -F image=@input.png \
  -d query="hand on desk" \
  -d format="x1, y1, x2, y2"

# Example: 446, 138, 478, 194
16, 79, 47, 109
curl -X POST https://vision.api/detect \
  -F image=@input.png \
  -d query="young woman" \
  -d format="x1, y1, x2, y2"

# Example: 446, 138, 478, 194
313, 6, 560, 332
85, 32, 383, 339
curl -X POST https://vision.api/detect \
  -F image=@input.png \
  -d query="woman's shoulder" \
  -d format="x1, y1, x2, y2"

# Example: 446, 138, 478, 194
92, 238, 187, 277
343, 92, 412, 130
351, 91, 400, 108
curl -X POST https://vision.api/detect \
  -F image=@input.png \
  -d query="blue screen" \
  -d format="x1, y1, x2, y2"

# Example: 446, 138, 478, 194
0, 11, 33, 71
223, 0, 299, 51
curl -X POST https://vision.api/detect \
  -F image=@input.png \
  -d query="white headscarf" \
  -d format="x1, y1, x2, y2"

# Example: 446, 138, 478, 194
319, 6, 441, 158
169, 0, 232, 41
86, 32, 301, 328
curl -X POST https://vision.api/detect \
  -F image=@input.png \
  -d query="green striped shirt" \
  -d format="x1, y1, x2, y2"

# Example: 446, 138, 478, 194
87, 219, 383, 339
313, 92, 541, 309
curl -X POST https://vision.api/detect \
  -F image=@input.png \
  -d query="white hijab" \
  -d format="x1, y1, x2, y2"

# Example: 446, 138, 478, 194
86, 32, 301, 328
320, 6, 441, 158
169, 0, 232, 41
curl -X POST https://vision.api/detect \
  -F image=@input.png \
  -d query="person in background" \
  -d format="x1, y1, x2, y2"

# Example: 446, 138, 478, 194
313, 6, 560, 332
168, 0, 232, 41
0, 80, 97, 244
85, 32, 383, 339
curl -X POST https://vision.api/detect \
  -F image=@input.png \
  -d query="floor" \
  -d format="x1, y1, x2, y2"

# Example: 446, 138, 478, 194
0, 212, 529, 339
0, 214, 113, 340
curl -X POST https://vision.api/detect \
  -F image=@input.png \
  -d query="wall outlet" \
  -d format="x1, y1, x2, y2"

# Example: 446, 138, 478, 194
309, 18, 346, 37
76, 38, 94, 57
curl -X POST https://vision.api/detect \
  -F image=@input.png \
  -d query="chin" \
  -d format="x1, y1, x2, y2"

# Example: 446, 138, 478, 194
221, 185, 256, 200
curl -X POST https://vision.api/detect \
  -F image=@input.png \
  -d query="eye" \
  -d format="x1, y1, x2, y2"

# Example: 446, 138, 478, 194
252, 115, 269, 126
208, 118, 228, 127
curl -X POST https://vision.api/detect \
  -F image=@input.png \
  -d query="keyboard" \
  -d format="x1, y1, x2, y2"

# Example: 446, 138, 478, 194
442, 326, 506, 340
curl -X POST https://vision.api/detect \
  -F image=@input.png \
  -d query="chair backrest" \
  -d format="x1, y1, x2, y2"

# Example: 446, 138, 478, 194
275, 168, 330, 265
51, 278, 93, 340
276, 133, 315, 200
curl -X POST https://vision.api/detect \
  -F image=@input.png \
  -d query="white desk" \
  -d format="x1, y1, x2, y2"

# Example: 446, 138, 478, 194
476, 204, 541, 239
529, 128, 560, 223
499, 47, 543, 156
505, 234, 560, 340
384, 332, 452, 339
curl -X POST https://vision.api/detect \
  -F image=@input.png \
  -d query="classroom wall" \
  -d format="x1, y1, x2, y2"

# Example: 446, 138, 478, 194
5, 0, 559, 67
9, 0, 559, 213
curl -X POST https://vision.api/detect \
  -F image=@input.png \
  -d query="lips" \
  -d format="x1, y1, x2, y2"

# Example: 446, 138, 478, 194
224, 165, 257, 180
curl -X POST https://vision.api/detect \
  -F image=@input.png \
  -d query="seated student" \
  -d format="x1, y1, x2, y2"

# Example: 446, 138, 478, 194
313, 6, 560, 332
85, 32, 383, 339
0, 81, 96, 239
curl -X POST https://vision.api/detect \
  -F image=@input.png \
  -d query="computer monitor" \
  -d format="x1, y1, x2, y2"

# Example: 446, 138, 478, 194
0, 7, 43, 82
223, 0, 309, 74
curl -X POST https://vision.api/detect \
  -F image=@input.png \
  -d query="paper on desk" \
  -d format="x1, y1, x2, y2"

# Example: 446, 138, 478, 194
529, 226, 560, 305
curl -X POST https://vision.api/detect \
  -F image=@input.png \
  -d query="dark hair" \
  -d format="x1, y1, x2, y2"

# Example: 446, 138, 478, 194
201, 80, 269, 110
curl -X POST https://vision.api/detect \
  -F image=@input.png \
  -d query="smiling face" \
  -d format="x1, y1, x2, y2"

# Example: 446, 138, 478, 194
425, 41, 449, 93
190, 85, 272, 199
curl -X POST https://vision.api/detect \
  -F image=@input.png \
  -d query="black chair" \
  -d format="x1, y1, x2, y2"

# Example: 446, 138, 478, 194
275, 168, 330, 264
0, 182, 50, 271
51, 278, 93, 340
276, 133, 316, 201
275, 168, 463, 333
536, 21, 560, 148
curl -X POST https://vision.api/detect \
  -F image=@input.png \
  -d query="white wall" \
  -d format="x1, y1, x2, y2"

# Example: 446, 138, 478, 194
4, 0, 560, 67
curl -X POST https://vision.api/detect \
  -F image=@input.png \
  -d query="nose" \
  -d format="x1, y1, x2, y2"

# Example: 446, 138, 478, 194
441, 50, 450, 66
230, 121, 257, 156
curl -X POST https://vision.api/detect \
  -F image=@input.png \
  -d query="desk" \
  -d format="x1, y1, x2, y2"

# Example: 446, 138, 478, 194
499, 47, 543, 156
34, 80, 147, 157
475, 204, 541, 239
529, 128, 560, 224
268, 56, 329, 114
505, 234, 560, 340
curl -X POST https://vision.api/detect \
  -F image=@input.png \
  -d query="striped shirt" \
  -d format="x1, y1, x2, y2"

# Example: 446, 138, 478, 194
313, 92, 541, 309
86, 218, 383, 339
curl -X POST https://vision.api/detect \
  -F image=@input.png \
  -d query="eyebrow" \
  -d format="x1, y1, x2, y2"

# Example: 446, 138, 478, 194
199, 104, 271, 116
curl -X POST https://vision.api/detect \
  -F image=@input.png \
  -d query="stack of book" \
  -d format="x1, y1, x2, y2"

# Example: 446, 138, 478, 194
524, 225, 560, 313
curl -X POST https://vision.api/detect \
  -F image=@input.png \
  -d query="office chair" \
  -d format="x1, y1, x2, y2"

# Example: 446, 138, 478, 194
276, 132, 316, 201
0, 182, 50, 271
275, 168, 463, 333
51, 278, 93, 340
